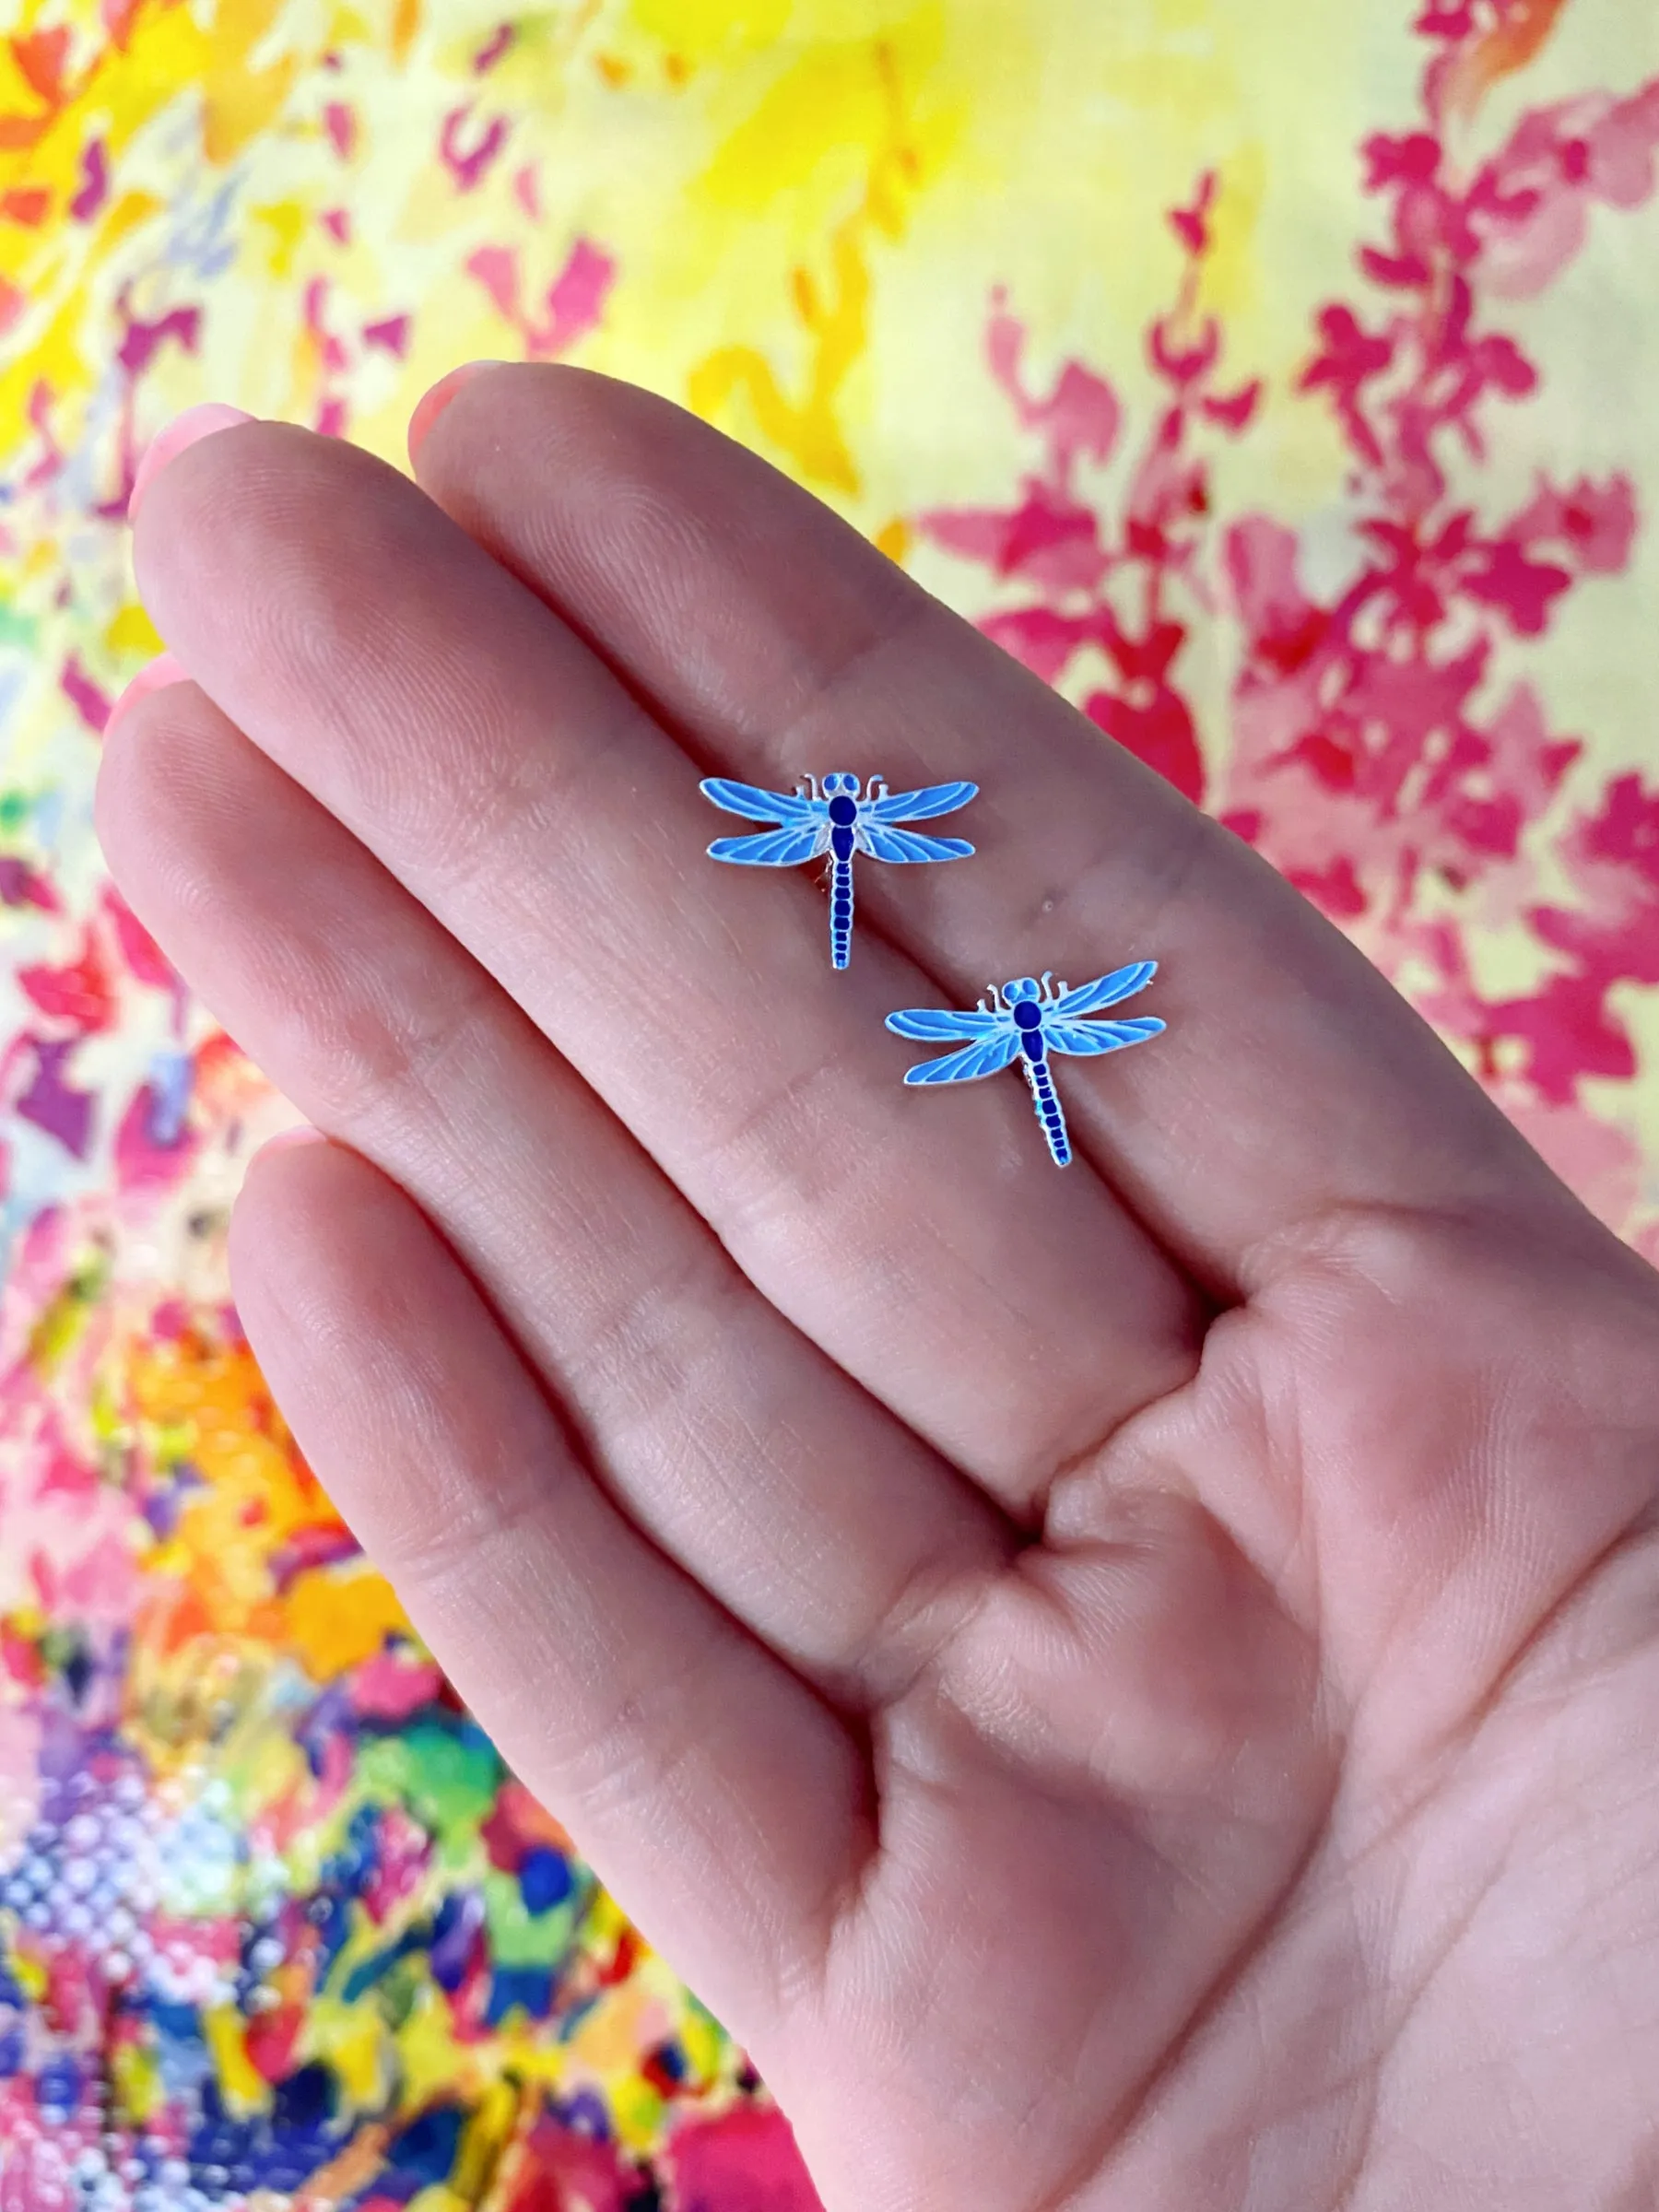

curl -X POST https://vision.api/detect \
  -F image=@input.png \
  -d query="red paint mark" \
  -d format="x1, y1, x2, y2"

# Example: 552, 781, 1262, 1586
507, 2120, 639, 2212
914, 6, 1659, 1237
1086, 682, 1205, 806
480, 1780, 574, 1873
918, 193, 1246, 806
666, 2104, 823, 2212
1437, 0, 1570, 126
361, 1806, 431, 1924
18, 926, 116, 1032
101, 885, 182, 997
1, 187, 51, 227
1168, 168, 1217, 255
244, 2004, 302, 2083
8, 27, 71, 105
101, 0, 142, 49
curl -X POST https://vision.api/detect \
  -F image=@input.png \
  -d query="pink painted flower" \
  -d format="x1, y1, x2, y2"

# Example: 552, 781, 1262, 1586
1473, 85, 1659, 296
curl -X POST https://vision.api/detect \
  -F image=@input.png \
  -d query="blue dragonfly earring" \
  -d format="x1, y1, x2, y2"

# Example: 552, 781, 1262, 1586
700, 772, 977, 969
887, 961, 1164, 1167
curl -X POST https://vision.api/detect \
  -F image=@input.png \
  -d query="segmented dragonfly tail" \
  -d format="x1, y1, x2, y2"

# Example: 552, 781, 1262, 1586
830, 853, 854, 970
1027, 1058, 1073, 1167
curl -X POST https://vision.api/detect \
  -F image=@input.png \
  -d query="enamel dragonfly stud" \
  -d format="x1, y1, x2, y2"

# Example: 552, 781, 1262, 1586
700, 772, 978, 969
886, 960, 1165, 1167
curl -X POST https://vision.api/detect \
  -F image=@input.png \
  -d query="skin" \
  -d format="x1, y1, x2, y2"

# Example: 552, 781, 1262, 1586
96, 366, 1659, 2212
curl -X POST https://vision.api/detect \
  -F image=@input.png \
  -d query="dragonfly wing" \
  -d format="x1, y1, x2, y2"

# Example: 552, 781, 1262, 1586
865, 779, 978, 823
1053, 959, 1159, 1018
1044, 1016, 1166, 1056
903, 1030, 1022, 1085
708, 823, 828, 866
700, 777, 821, 826
885, 1007, 1001, 1041
859, 822, 975, 864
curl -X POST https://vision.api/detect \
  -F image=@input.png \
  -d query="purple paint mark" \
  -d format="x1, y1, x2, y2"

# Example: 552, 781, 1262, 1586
474, 22, 513, 72
117, 303, 200, 378
0, 856, 61, 912
429, 1890, 485, 1990
23, 379, 65, 493
61, 653, 111, 734
362, 313, 410, 358
440, 103, 511, 193
69, 138, 108, 222
15, 1039, 95, 1158
113, 1077, 201, 1194
144, 1048, 193, 1147
269, 1525, 361, 1594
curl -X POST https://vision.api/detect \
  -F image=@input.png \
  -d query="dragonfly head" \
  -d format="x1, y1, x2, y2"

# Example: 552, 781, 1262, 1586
823, 771, 861, 796
1004, 976, 1042, 1005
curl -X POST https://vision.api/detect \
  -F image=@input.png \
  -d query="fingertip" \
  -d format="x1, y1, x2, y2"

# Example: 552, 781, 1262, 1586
249, 1124, 330, 1171
407, 360, 513, 470
129, 403, 255, 523
102, 651, 190, 746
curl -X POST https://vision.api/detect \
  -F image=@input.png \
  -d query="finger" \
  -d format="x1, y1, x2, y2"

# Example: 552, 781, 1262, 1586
410, 366, 1583, 1296
95, 675, 1012, 1702
128, 417, 1202, 1512
227, 1131, 865, 2043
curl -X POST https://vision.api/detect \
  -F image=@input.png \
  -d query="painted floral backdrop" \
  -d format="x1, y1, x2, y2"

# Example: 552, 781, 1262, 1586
1, 0, 1656, 2205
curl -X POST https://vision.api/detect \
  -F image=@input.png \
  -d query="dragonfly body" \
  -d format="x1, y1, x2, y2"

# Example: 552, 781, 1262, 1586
700, 772, 977, 969
825, 791, 859, 966
1006, 995, 1074, 1164
887, 963, 1165, 1168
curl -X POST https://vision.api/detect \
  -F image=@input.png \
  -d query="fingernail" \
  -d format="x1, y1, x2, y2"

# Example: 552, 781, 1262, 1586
407, 361, 510, 467
103, 650, 189, 744
129, 402, 255, 523
253, 1124, 328, 1165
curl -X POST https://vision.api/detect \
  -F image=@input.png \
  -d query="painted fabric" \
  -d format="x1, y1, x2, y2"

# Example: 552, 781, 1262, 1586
2, 1, 1657, 2204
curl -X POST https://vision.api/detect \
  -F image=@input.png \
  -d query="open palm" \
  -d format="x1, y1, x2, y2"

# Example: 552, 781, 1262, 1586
97, 369, 1659, 2211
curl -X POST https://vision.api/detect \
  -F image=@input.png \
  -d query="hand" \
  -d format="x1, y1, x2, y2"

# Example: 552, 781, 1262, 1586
98, 368, 1659, 2212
